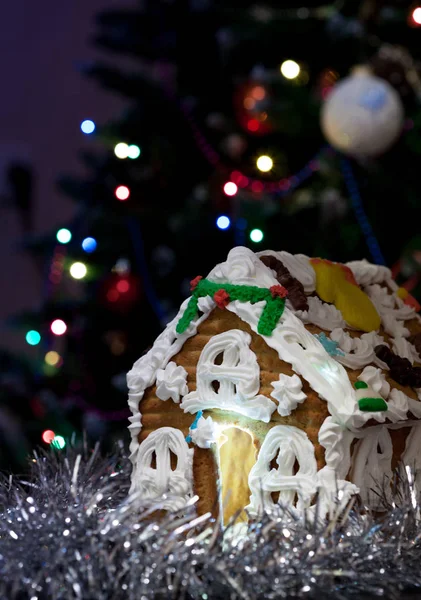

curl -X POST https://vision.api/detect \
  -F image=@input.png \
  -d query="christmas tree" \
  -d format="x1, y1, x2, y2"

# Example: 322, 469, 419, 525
3, 0, 421, 470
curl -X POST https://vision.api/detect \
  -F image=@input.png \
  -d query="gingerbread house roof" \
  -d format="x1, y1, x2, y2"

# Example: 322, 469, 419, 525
127, 247, 421, 473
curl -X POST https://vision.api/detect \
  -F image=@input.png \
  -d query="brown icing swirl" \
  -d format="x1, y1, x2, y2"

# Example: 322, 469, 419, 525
375, 344, 421, 388
259, 255, 309, 311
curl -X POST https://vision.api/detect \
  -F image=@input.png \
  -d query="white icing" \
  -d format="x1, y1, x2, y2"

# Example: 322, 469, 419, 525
256, 250, 316, 293
226, 300, 376, 427
350, 427, 393, 509
386, 389, 409, 423
127, 295, 214, 461
190, 416, 220, 449
365, 284, 412, 338
247, 425, 318, 516
318, 417, 354, 480
316, 466, 359, 518
358, 366, 390, 399
382, 314, 410, 338
156, 361, 189, 403
296, 296, 346, 331
270, 374, 306, 417
406, 395, 421, 419
330, 328, 375, 369
360, 331, 390, 369
207, 246, 277, 288
316, 417, 359, 515
402, 423, 421, 494
180, 329, 276, 422
330, 328, 354, 353
346, 259, 392, 286
395, 294, 417, 320
392, 337, 420, 365
129, 427, 194, 511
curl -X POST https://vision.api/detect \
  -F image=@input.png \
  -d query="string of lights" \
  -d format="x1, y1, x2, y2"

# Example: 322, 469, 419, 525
226, 149, 327, 198
182, 101, 327, 197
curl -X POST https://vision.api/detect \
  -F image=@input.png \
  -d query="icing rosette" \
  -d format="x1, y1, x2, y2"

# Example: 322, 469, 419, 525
189, 416, 220, 449
155, 361, 189, 403
270, 373, 307, 417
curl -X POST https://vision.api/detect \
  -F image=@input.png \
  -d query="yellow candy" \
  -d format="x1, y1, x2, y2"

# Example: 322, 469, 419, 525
310, 259, 381, 332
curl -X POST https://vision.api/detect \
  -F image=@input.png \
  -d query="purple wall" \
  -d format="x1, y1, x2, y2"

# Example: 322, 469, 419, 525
0, 1, 128, 353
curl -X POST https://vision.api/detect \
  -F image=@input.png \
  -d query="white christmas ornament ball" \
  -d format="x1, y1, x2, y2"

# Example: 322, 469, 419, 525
321, 72, 404, 156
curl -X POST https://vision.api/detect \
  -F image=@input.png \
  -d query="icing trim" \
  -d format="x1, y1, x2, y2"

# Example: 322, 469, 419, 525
127, 295, 215, 461
176, 278, 286, 336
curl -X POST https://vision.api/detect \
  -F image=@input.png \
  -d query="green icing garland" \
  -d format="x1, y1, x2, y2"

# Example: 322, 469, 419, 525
358, 397, 388, 412
176, 278, 286, 336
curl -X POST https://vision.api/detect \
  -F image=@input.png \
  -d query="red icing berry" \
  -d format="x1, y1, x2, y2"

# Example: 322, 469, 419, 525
190, 275, 203, 291
270, 284, 288, 298
214, 289, 230, 309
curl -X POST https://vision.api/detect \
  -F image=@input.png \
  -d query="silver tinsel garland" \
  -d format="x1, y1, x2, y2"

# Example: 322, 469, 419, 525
1, 443, 421, 600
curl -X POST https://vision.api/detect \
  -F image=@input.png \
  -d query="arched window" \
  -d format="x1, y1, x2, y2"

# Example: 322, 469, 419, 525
181, 329, 276, 422
350, 427, 393, 510
130, 427, 193, 511
247, 425, 318, 515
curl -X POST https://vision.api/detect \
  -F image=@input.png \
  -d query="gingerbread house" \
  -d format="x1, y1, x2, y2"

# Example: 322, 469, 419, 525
127, 246, 421, 522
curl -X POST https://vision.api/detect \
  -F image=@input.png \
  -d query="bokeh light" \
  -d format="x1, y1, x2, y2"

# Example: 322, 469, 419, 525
116, 279, 130, 293
26, 330, 41, 346
412, 7, 421, 24
51, 435, 66, 450
280, 60, 300, 80
82, 237, 97, 253
114, 142, 129, 159
216, 215, 231, 230
70, 262, 87, 280
250, 228, 264, 243
115, 185, 130, 201
256, 155, 273, 172
107, 289, 120, 303
45, 351, 60, 366
223, 181, 238, 196
42, 430, 56, 444
251, 85, 266, 100
56, 228, 72, 244
51, 319, 67, 336
80, 119, 95, 134
247, 119, 260, 132
127, 144, 141, 159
